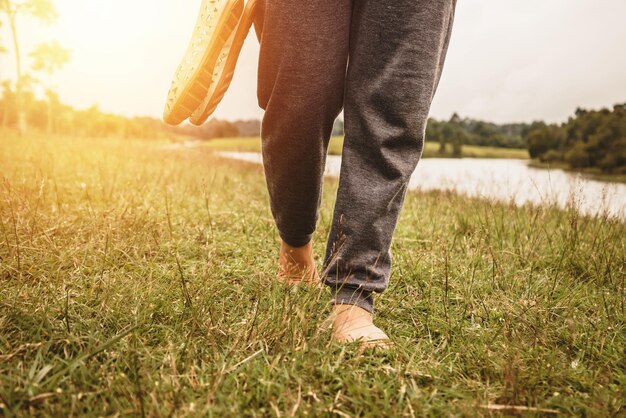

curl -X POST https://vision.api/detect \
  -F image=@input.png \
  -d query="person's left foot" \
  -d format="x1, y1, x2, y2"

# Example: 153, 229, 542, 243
276, 239, 320, 285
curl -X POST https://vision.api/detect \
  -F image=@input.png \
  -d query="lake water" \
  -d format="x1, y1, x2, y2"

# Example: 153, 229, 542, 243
218, 151, 626, 221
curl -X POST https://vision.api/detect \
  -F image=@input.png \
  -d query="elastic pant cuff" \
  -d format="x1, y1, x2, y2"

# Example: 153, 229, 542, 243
279, 230, 313, 248
331, 286, 374, 314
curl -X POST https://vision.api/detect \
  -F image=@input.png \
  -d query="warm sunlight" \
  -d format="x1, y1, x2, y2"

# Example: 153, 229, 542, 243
1, 0, 625, 415
2, 0, 625, 122
1, 0, 261, 119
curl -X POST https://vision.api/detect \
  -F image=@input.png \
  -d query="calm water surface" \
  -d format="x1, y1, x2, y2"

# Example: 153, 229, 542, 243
218, 151, 626, 220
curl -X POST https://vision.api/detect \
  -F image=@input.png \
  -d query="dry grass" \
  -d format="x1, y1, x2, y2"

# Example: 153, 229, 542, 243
0, 133, 623, 416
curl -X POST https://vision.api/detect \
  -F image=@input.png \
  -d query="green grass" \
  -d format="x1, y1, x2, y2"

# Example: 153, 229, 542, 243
1, 133, 623, 416
201, 136, 530, 159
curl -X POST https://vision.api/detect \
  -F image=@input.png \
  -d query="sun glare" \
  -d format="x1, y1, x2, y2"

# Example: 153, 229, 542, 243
3, 0, 206, 117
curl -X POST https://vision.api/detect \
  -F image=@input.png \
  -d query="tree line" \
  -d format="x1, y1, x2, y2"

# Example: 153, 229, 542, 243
523, 103, 626, 174
1, 0, 63, 134
0, 81, 259, 139
0, 0, 263, 140
0, 1, 531, 148
2, 1, 624, 174
426, 113, 528, 157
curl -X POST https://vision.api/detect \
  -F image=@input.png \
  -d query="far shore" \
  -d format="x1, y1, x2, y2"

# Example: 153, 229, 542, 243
185, 136, 625, 184
195, 136, 530, 159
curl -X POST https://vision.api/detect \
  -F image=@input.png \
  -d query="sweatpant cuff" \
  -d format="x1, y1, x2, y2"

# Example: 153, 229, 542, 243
278, 230, 313, 248
331, 286, 374, 314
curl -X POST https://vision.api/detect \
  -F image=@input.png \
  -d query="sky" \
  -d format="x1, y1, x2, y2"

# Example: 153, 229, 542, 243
1, 0, 625, 124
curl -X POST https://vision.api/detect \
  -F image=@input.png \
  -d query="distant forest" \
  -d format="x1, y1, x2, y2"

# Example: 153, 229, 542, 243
1, 82, 624, 174
0, 82, 529, 148
524, 104, 626, 174
0, 81, 259, 140
426, 113, 528, 156
430, 105, 626, 174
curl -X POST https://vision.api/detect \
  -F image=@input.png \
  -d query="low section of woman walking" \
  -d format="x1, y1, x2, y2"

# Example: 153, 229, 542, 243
258, 0, 457, 345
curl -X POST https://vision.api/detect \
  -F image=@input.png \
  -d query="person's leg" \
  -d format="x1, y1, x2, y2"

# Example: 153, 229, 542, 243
257, 0, 352, 281
323, 0, 457, 314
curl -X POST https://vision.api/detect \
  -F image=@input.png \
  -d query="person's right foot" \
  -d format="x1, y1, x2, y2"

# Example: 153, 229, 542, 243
331, 304, 391, 348
276, 239, 320, 285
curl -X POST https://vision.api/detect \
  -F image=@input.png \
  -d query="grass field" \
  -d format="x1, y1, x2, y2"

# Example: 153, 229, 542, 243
201, 136, 530, 160
1, 133, 623, 416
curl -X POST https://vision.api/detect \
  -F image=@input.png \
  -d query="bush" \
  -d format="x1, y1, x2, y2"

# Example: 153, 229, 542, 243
565, 143, 590, 168
597, 154, 619, 171
540, 149, 562, 163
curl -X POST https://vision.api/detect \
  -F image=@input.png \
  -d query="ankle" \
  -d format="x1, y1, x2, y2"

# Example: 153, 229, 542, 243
277, 239, 320, 284
279, 239, 315, 265
332, 304, 374, 326
280, 238, 313, 253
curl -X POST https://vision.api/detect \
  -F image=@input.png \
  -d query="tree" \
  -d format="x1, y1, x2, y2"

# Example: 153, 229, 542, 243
426, 118, 444, 152
524, 122, 564, 160
564, 142, 590, 169
0, 0, 57, 134
522, 103, 626, 174
30, 41, 70, 134
444, 113, 464, 157
0, 20, 7, 54
450, 126, 467, 157
0, 80, 14, 127
203, 118, 240, 138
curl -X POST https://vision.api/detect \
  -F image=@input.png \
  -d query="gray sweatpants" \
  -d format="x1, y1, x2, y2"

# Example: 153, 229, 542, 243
257, 0, 457, 313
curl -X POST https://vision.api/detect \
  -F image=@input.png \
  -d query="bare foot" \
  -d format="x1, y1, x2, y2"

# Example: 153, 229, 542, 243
331, 304, 391, 348
276, 239, 320, 285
